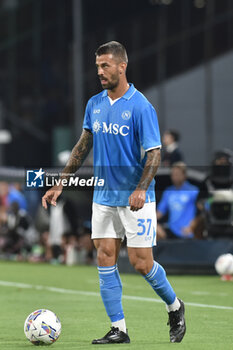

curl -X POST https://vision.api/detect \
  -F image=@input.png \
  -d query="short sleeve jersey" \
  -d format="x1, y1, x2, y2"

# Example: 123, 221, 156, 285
83, 84, 161, 206
157, 181, 199, 237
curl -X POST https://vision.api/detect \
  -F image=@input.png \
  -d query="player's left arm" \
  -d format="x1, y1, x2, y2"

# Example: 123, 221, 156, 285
129, 148, 161, 211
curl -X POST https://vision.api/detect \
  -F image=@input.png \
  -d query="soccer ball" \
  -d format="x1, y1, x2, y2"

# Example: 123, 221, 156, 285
215, 253, 233, 276
24, 309, 61, 345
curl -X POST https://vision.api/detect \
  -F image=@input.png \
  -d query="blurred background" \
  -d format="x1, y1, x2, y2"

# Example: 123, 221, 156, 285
0, 0, 233, 273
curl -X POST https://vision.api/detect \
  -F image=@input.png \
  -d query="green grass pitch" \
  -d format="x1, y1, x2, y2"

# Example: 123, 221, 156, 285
0, 261, 232, 350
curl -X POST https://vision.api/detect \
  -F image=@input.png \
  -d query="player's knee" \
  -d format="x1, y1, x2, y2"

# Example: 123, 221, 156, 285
97, 246, 115, 266
130, 257, 150, 275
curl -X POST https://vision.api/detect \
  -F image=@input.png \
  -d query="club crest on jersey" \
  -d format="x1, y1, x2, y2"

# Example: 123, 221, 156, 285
93, 119, 102, 133
121, 110, 131, 120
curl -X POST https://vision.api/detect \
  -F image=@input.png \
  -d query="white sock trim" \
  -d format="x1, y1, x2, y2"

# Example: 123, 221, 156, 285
112, 318, 126, 333
166, 297, 181, 312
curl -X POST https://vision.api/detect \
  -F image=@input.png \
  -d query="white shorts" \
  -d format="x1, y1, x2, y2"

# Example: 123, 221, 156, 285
91, 202, 157, 248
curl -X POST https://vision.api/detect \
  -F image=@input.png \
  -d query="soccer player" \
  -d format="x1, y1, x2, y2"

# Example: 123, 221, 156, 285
157, 162, 199, 239
42, 41, 186, 344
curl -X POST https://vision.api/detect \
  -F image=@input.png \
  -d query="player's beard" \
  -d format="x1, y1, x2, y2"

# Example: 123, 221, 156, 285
99, 73, 120, 90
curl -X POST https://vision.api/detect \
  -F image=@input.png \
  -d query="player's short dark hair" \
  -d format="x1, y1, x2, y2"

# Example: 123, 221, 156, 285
166, 129, 180, 142
95, 41, 128, 64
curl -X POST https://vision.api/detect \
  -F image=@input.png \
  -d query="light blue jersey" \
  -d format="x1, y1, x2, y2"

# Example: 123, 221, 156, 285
83, 84, 161, 206
157, 181, 199, 238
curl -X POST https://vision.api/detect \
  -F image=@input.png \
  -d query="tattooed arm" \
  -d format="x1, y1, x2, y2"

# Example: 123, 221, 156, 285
60, 129, 93, 179
129, 148, 161, 211
42, 129, 93, 209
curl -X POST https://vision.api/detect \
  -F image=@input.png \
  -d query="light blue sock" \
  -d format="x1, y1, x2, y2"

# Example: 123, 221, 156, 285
144, 261, 176, 305
98, 265, 124, 322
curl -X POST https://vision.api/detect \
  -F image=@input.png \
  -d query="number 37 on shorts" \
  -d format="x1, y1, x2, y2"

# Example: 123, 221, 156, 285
137, 219, 153, 239
135, 202, 157, 246
91, 201, 157, 247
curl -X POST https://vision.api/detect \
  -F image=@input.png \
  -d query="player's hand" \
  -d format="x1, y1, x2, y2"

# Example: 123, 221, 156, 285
42, 184, 63, 210
129, 189, 146, 211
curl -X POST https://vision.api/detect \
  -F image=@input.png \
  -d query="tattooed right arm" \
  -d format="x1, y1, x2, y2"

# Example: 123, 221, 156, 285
42, 129, 93, 209
61, 129, 93, 179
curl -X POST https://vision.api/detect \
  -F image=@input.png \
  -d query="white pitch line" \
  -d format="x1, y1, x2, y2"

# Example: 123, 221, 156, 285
191, 291, 228, 297
0, 280, 233, 311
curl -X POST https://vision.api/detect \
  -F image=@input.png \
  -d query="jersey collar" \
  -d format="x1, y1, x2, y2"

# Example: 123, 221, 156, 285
102, 83, 136, 100
175, 181, 189, 190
